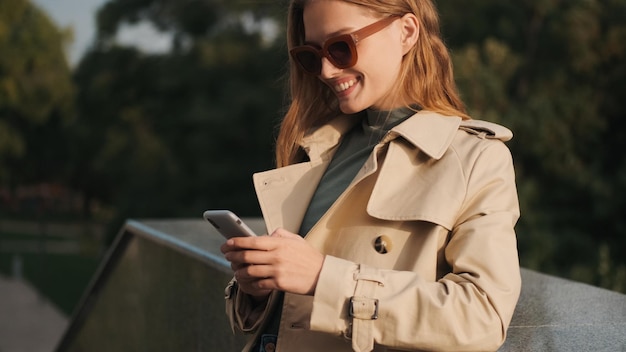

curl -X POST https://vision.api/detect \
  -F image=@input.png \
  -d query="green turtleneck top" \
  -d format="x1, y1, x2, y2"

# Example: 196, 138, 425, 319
298, 106, 415, 236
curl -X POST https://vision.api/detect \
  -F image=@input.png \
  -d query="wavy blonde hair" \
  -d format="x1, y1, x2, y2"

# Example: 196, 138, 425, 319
276, 0, 469, 167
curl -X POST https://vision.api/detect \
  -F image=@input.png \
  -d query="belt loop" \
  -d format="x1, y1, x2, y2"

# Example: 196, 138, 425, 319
350, 265, 383, 352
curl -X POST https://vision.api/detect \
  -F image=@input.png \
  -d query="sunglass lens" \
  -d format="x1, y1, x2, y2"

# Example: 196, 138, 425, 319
328, 40, 353, 67
295, 50, 321, 74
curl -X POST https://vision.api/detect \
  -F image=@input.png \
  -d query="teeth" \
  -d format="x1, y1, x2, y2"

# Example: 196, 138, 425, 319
334, 80, 355, 92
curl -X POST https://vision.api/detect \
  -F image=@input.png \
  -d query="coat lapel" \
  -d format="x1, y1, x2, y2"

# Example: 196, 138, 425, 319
253, 115, 358, 234
383, 110, 462, 159
366, 111, 512, 229
253, 162, 328, 234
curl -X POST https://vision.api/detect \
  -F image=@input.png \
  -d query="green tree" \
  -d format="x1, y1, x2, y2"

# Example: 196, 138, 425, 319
438, 0, 626, 291
67, 0, 626, 291
69, 0, 286, 236
0, 0, 75, 192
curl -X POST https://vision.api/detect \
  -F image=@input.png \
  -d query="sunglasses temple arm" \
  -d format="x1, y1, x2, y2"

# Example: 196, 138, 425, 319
351, 15, 401, 44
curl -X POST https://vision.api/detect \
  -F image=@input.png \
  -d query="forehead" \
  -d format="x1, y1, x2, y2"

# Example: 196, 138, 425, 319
302, 0, 379, 42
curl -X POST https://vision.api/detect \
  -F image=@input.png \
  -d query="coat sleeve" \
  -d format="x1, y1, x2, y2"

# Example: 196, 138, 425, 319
225, 278, 257, 333
309, 141, 521, 351
225, 277, 273, 333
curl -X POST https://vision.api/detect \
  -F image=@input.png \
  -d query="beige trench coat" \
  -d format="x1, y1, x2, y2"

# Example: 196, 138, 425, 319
225, 110, 521, 352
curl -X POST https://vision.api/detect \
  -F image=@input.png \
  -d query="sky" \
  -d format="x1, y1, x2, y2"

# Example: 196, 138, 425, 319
31, 0, 171, 66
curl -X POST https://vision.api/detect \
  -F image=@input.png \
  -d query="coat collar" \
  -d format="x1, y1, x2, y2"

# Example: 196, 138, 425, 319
384, 111, 462, 160
298, 114, 359, 163
299, 110, 513, 162
255, 110, 514, 233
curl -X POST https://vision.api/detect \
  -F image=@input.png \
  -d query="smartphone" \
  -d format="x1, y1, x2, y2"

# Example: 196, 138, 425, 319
203, 210, 257, 239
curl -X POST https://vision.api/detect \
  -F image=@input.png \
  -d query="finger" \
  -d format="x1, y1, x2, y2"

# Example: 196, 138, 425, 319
236, 277, 273, 297
221, 238, 258, 254
220, 242, 235, 254
235, 264, 274, 282
225, 248, 276, 266
227, 236, 278, 251
269, 227, 301, 239
230, 262, 250, 272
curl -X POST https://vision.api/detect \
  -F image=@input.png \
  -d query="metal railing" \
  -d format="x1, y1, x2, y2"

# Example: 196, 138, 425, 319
54, 219, 626, 351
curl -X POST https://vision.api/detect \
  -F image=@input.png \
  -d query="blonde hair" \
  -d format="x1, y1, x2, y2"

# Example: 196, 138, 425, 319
276, 0, 469, 167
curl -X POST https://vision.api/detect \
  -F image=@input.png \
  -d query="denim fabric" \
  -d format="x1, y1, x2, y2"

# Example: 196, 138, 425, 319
259, 334, 278, 352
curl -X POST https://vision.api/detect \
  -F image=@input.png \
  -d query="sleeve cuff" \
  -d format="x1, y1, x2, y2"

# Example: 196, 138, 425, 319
310, 255, 359, 335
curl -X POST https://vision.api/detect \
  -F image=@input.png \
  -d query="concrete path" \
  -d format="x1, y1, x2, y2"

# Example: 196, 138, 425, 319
0, 274, 67, 352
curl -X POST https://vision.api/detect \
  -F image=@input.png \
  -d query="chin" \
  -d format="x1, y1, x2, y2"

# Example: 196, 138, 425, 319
338, 101, 367, 115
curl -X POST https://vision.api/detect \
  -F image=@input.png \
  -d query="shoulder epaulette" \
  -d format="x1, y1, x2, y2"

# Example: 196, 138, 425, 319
459, 120, 513, 142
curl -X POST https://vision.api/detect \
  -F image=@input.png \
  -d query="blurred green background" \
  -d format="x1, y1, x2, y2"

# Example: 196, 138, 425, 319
1, 0, 625, 318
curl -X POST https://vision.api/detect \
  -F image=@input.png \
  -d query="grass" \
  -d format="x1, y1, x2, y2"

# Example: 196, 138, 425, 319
0, 247, 101, 316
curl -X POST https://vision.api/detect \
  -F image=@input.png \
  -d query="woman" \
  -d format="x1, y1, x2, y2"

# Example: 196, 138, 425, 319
221, 0, 521, 351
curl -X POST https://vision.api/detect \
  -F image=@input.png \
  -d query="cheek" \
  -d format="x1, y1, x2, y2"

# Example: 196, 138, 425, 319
365, 52, 403, 93
361, 40, 404, 82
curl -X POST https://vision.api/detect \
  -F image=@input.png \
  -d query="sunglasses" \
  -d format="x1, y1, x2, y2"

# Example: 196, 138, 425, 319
290, 15, 400, 75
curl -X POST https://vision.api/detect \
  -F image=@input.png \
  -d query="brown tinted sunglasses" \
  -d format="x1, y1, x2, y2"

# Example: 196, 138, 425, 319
290, 15, 400, 75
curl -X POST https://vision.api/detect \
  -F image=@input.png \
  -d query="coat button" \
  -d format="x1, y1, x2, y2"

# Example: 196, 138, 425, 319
374, 235, 392, 254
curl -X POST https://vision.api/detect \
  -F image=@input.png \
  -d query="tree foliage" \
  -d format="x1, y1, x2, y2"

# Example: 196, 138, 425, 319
0, 0, 75, 186
438, 0, 626, 290
4, 0, 626, 292
69, 0, 286, 234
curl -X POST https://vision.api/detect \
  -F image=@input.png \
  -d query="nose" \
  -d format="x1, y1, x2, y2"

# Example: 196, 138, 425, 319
319, 57, 342, 78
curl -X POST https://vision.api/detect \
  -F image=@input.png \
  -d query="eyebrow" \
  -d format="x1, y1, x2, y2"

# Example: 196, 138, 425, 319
304, 26, 356, 46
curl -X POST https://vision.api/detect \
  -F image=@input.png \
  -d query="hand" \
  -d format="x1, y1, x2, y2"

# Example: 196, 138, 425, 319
220, 228, 325, 297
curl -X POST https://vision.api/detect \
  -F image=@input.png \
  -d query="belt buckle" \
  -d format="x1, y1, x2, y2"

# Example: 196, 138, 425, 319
349, 296, 379, 320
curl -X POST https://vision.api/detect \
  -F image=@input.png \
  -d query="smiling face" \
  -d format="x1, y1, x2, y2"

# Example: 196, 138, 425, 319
302, 0, 408, 113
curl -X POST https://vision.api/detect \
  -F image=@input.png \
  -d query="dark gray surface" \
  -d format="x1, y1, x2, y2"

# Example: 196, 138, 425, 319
55, 219, 249, 352
502, 269, 626, 351
56, 219, 626, 351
